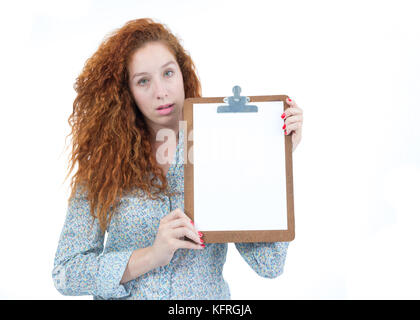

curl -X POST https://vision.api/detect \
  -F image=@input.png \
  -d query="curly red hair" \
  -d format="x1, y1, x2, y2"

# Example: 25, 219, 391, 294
65, 18, 201, 234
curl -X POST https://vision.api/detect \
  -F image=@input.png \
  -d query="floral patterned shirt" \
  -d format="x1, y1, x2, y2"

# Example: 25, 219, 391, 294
52, 128, 289, 299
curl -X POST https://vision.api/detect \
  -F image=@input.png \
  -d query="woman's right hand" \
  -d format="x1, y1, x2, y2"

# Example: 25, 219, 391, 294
150, 208, 204, 268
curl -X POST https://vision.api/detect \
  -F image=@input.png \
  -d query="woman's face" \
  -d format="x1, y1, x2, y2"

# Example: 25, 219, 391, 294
128, 41, 185, 135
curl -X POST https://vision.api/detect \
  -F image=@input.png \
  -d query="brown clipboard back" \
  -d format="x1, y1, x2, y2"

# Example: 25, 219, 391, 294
183, 94, 295, 243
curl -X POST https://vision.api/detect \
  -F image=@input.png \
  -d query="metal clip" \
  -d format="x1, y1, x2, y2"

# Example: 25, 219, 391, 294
217, 86, 258, 113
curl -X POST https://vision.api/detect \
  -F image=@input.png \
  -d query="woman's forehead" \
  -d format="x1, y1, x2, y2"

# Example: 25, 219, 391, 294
129, 42, 177, 72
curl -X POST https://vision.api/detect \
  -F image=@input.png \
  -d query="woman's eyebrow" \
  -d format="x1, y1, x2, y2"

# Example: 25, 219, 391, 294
132, 61, 176, 80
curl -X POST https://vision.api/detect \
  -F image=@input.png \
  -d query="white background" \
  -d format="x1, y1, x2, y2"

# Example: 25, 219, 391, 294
0, 0, 419, 299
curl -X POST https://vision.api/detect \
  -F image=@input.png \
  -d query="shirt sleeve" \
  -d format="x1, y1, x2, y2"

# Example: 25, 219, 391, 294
234, 241, 289, 279
52, 187, 135, 299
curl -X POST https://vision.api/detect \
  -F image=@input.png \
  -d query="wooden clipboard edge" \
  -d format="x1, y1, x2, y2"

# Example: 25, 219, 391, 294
201, 230, 293, 243
183, 95, 295, 243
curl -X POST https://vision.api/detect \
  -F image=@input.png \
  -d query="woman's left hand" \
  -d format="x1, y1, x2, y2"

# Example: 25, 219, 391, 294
282, 98, 303, 152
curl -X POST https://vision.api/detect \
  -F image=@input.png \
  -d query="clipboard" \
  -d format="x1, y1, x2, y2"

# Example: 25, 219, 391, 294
183, 86, 295, 243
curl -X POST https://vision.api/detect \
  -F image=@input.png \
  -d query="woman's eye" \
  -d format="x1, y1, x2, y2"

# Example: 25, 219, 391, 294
165, 70, 174, 77
138, 78, 149, 86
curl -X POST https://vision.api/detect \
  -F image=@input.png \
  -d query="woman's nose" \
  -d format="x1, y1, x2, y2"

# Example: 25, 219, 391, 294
152, 79, 168, 99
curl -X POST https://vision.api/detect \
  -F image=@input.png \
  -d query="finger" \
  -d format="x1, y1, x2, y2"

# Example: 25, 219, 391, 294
161, 208, 184, 224
172, 228, 203, 247
284, 114, 303, 127
283, 109, 302, 125
168, 217, 198, 235
285, 97, 296, 106
173, 238, 204, 250
172, 227, 203, 245
284, 122, 302, 135
285, 98, 301, 109
174, 208, 193, 221
284, 105, 302, 118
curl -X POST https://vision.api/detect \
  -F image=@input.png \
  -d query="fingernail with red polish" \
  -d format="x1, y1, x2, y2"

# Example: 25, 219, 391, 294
200, 238, 204, 243
201, 244, 205, 248
284, 130, 287, 135
190, 220, 194, 225
282, 124, 286, 130
288, 98, 292, 102
281, 113, 286, 119
198, 231, 203, 237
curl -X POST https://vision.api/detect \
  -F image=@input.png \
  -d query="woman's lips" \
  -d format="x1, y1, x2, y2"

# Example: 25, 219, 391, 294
157, 103, 174, 115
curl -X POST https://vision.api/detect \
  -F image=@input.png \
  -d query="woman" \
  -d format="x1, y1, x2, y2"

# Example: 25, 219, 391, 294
52, 18, 304, 300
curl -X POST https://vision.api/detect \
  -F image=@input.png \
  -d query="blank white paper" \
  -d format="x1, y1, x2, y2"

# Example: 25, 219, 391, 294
192, 101, 288, 231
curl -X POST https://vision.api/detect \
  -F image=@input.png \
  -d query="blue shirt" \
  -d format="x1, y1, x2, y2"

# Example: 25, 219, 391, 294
52, 128, 289, 299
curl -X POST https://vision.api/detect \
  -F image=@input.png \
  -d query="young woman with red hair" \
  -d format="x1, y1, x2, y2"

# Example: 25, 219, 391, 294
52, 18, 303, 299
